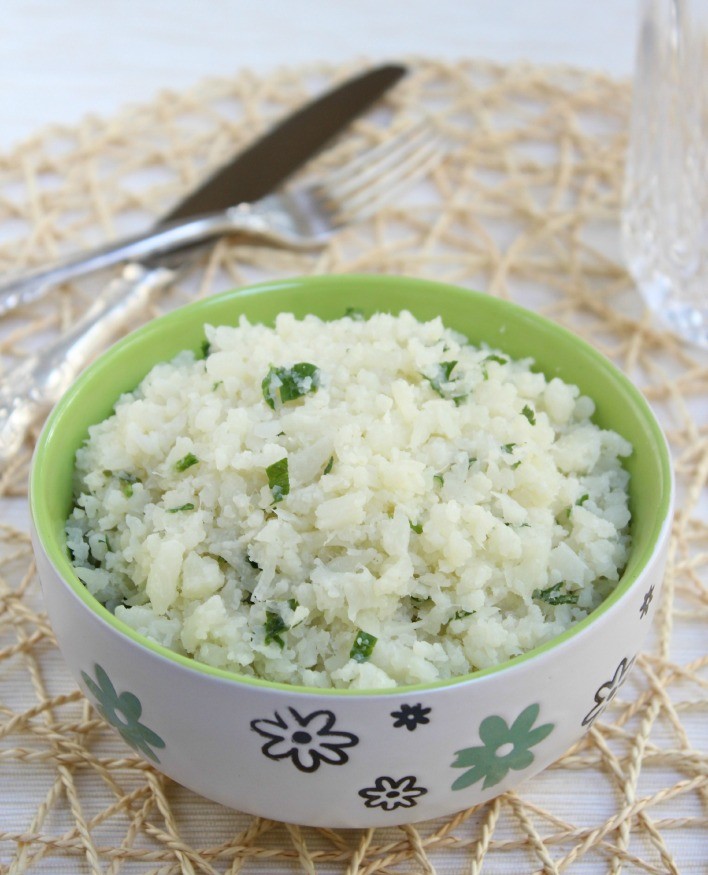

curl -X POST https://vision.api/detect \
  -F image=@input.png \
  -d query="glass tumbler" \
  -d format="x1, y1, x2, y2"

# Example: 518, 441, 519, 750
622, 0, 708, 348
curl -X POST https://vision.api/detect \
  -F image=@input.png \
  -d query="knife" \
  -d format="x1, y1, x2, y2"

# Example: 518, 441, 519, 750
0, 64, 406, 462
0, 63, 406, 317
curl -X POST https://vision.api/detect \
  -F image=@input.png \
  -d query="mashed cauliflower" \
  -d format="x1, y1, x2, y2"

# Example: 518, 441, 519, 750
66, 311, 632, 689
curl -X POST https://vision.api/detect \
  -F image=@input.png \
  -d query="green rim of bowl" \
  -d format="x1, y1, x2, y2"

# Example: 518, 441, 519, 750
30, 274, 673, 696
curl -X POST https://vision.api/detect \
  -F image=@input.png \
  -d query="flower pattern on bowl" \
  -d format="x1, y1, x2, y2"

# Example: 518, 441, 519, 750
451, 703, 554, 791
391, 702, 432, 731
582, 656, 636, 727
639, 585, 655, 619
250, 707, 358, 773
81, 663, 166, 763
358, 775, 428, 811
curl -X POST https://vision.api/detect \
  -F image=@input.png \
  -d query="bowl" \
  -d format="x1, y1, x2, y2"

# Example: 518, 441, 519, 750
30, 274, 673, 827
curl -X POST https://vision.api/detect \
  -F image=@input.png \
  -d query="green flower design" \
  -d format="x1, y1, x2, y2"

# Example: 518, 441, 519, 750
451, 703, 554, 791
81, 663, 166, 763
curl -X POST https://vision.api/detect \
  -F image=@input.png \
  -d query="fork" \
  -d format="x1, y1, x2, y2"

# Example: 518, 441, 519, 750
0, 118, 446, 462
0, 117, 444, 318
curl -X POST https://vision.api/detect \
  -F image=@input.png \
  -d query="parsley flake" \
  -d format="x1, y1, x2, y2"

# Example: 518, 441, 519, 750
323, 456, 334, 475
453, 609, 475, 620
262, 362, 321, 409
117, 472, 139, 497
344, 306, 365, 321
175, 453, 199, 472
522, 404, 536, 425
350, 630, 377, 663
532, 582, 579, 605
167, 503, 195, 513
266, 457, 290, 503
264, 611, 287, 648
424, 361, 466, 405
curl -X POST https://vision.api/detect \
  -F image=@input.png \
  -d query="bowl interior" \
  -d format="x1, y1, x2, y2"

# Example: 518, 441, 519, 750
30, 274, 672, 692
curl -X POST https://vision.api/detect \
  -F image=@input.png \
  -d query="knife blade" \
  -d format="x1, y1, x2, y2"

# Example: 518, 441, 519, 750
0, 63, 406, 317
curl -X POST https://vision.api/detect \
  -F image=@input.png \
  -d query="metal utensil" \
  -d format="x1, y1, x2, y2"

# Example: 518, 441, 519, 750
0, 65, 411, 463
0, 63, 406, 317
0, 117, 445, 466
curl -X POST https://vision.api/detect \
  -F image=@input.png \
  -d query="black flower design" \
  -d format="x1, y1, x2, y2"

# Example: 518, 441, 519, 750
391, 702, 432, 731
358, 775, 428, 811
250, 707, 358, 773
639, 585, 655, 619
582, 656, 636, 727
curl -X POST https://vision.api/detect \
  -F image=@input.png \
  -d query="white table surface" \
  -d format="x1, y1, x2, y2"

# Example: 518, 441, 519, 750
2, 0, 638, 153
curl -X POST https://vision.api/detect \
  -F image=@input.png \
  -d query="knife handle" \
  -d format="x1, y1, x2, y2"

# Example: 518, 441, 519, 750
0, 212, 233, 317
0, 262, 174, 464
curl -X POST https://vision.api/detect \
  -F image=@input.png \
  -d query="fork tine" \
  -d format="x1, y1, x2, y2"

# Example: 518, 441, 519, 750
320, 116, 434, 191
318, 120, 446, 223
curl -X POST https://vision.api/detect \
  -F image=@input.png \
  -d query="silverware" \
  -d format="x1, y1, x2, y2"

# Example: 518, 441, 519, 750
0, 65, 413, 464
0, 64, 406, 317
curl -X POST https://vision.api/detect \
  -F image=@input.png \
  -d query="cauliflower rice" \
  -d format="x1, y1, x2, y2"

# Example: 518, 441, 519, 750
66, 310, 632, 689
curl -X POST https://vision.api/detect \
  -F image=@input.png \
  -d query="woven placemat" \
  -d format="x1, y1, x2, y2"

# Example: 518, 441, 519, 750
0, 59, 706, 874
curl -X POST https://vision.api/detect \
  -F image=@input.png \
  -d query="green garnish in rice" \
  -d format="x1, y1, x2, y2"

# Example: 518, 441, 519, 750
532, 582, 579, 606
167, 503, 195, 513
262, 362, 320, 409
266, 457, 290, 503
264, 610, 287, 648
350, 630, 377, 663
175, 453, 199, 472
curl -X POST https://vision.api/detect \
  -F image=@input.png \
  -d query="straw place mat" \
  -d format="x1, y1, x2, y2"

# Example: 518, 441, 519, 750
0, 59, 706, 874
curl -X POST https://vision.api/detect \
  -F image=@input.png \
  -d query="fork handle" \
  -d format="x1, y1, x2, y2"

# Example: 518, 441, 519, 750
0, 211, 236, 317
0, 262, 174, 464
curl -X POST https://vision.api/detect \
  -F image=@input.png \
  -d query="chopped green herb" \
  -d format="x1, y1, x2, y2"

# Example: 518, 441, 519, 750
350, 630, 377, 663
409, 520, 423, 534
511, 460, 522, 470
262, 362, 321, 409
212, 380, 223, 390
200, 339, 211, 359
175, 453, 199, 472
532, 582, 579, 605
344, 306, 365, 321
167, 503, 195, 513
522, 404, 536, 425
577, 493, 590, 506
264, 611, 287, 648
424, 360, 466, 405
485, 353, 507, 365
323, 456, 334, 475
433, 473, 445, 486
502, 443, 516, 454
425, 360, 456, 395
468, 456, 477, 468
266, 457, 290, 503
246, 556, 261, 570
108, 471, 139, 497
452, 609, 475, 620
409, 595, 433, 621
287, 598, 299, 611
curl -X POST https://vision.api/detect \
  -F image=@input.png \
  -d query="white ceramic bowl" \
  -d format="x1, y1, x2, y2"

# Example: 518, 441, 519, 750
30, 275, 673, 826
